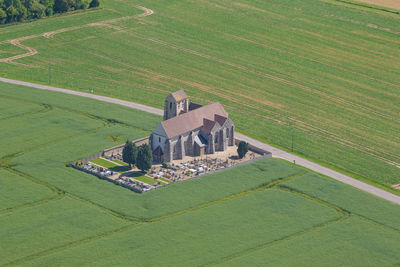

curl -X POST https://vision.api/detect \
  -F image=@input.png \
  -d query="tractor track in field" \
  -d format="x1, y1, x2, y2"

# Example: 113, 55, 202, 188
31, 42, 399, 168
81, 49, 400, 165
162, 73, 400, 167
0, 3, 398, 168
19, 20, 398, 167
3, 171, 307, 266
2, 223, 140, 267
129, 32, 400, 123
0, 3, 398, 125
164, 14, 400, 93
203, 197, 350, 266
121, 65, 400, 168
3, 162, 399, 265
0, 102, 52, 121
204, 183, 400, 266
0, 94, 152, 133
0, 95, 150, 217
0, 153, 65, 216
0, 5, 154, 65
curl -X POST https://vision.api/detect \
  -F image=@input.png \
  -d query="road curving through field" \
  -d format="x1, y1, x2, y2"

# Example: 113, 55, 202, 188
1, 76, 399, 205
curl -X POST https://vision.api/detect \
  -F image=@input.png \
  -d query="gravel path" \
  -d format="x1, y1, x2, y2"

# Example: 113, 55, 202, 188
1, 76, 399, 205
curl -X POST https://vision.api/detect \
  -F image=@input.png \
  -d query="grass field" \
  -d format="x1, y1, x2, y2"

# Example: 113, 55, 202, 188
112, 159, 129, 166
91, 158, 120, 168
0, 82, 399, 265
0, 0, 398, 190
91, 157, 131, 172
130, 174, 157, 185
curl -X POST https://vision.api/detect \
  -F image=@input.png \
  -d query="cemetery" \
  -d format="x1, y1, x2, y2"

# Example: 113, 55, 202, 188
72, 137, 270, 193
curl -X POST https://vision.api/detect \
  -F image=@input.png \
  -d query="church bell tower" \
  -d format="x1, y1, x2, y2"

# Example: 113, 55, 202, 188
163, 90, 189, 121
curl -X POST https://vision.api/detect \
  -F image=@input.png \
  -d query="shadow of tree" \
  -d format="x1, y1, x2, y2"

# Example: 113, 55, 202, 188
126, 171, 147, 177
110, 165, 131, 173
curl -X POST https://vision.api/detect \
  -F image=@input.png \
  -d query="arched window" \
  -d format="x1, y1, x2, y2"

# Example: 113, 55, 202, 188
226, 130, 229, 138
215, 135, 218, 144
159, 137, 161, 143
170, 102, 172, 110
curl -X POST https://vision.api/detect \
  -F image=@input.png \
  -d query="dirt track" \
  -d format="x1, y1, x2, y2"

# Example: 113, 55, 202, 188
356, 0, 400, 9
0, 5, 154, 64
0, 76, 399, 205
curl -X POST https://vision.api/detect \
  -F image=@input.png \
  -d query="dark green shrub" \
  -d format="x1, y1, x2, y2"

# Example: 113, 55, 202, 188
237, 141, 249, 159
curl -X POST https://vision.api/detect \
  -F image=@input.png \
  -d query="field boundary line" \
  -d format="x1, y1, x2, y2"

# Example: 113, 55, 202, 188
328, 0, 400, 15
0, 154, 65, 216
3, 171, 306, 265
0, 101, 52, 121
148, 171, 307, 223
204, 216, 350, 266
278, 184, 400, 234
3, 222, 140, 267
202, 180, 350, 266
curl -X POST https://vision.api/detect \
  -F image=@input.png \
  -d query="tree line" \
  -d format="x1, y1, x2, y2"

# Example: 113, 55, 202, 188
0, 0, 99, 25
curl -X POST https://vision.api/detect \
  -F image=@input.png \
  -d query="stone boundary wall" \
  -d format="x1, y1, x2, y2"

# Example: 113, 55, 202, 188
70, 164, 142, 193
103, 137, 149, 157
150, 148, 272, 193
72, 136, 272, 194
77, 137, 150, 163
81, 152, 103, 163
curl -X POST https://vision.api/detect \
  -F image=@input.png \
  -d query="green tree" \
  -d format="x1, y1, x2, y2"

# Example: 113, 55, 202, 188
53, 0, 68, 12
40, 0, 54, 15
0, 8, 6, 24
73, 0, 86, 9
88, 0, 98, 8
6, 5, 18, 22
29, 0, 45, 18
136, 144, 152, 172
122, 140, 137, 168
237, 141, 248, 159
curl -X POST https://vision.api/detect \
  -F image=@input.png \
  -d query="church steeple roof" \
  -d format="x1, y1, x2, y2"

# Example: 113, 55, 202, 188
171, 90, 188, 101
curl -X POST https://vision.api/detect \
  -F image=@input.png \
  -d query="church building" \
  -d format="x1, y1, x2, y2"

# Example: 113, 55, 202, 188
150, 90, 235, 162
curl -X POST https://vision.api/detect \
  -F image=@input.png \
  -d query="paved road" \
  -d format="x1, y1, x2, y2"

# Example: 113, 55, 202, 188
1, 76, 399, 205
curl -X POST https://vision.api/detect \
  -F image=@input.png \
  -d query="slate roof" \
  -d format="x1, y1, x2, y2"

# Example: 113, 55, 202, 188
202, 118, 217, 133
160, 102, 228, 138
189, 102, 202, 111
171, 90, 188, 102
214, 114, 228, 126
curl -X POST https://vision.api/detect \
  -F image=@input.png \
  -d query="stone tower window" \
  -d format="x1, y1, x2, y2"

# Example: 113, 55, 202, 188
170, 102, 172, 110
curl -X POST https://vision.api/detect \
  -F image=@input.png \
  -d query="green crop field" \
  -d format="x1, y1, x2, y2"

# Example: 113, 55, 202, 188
0, 82, 399, 265
0, 0, 398, 190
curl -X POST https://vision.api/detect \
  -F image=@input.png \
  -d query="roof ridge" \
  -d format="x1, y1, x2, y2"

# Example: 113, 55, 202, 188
160, 102, 228, 138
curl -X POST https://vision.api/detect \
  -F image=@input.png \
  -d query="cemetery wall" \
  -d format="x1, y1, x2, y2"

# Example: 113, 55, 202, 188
103, 137, 149, 157
234, 139, 272, 157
